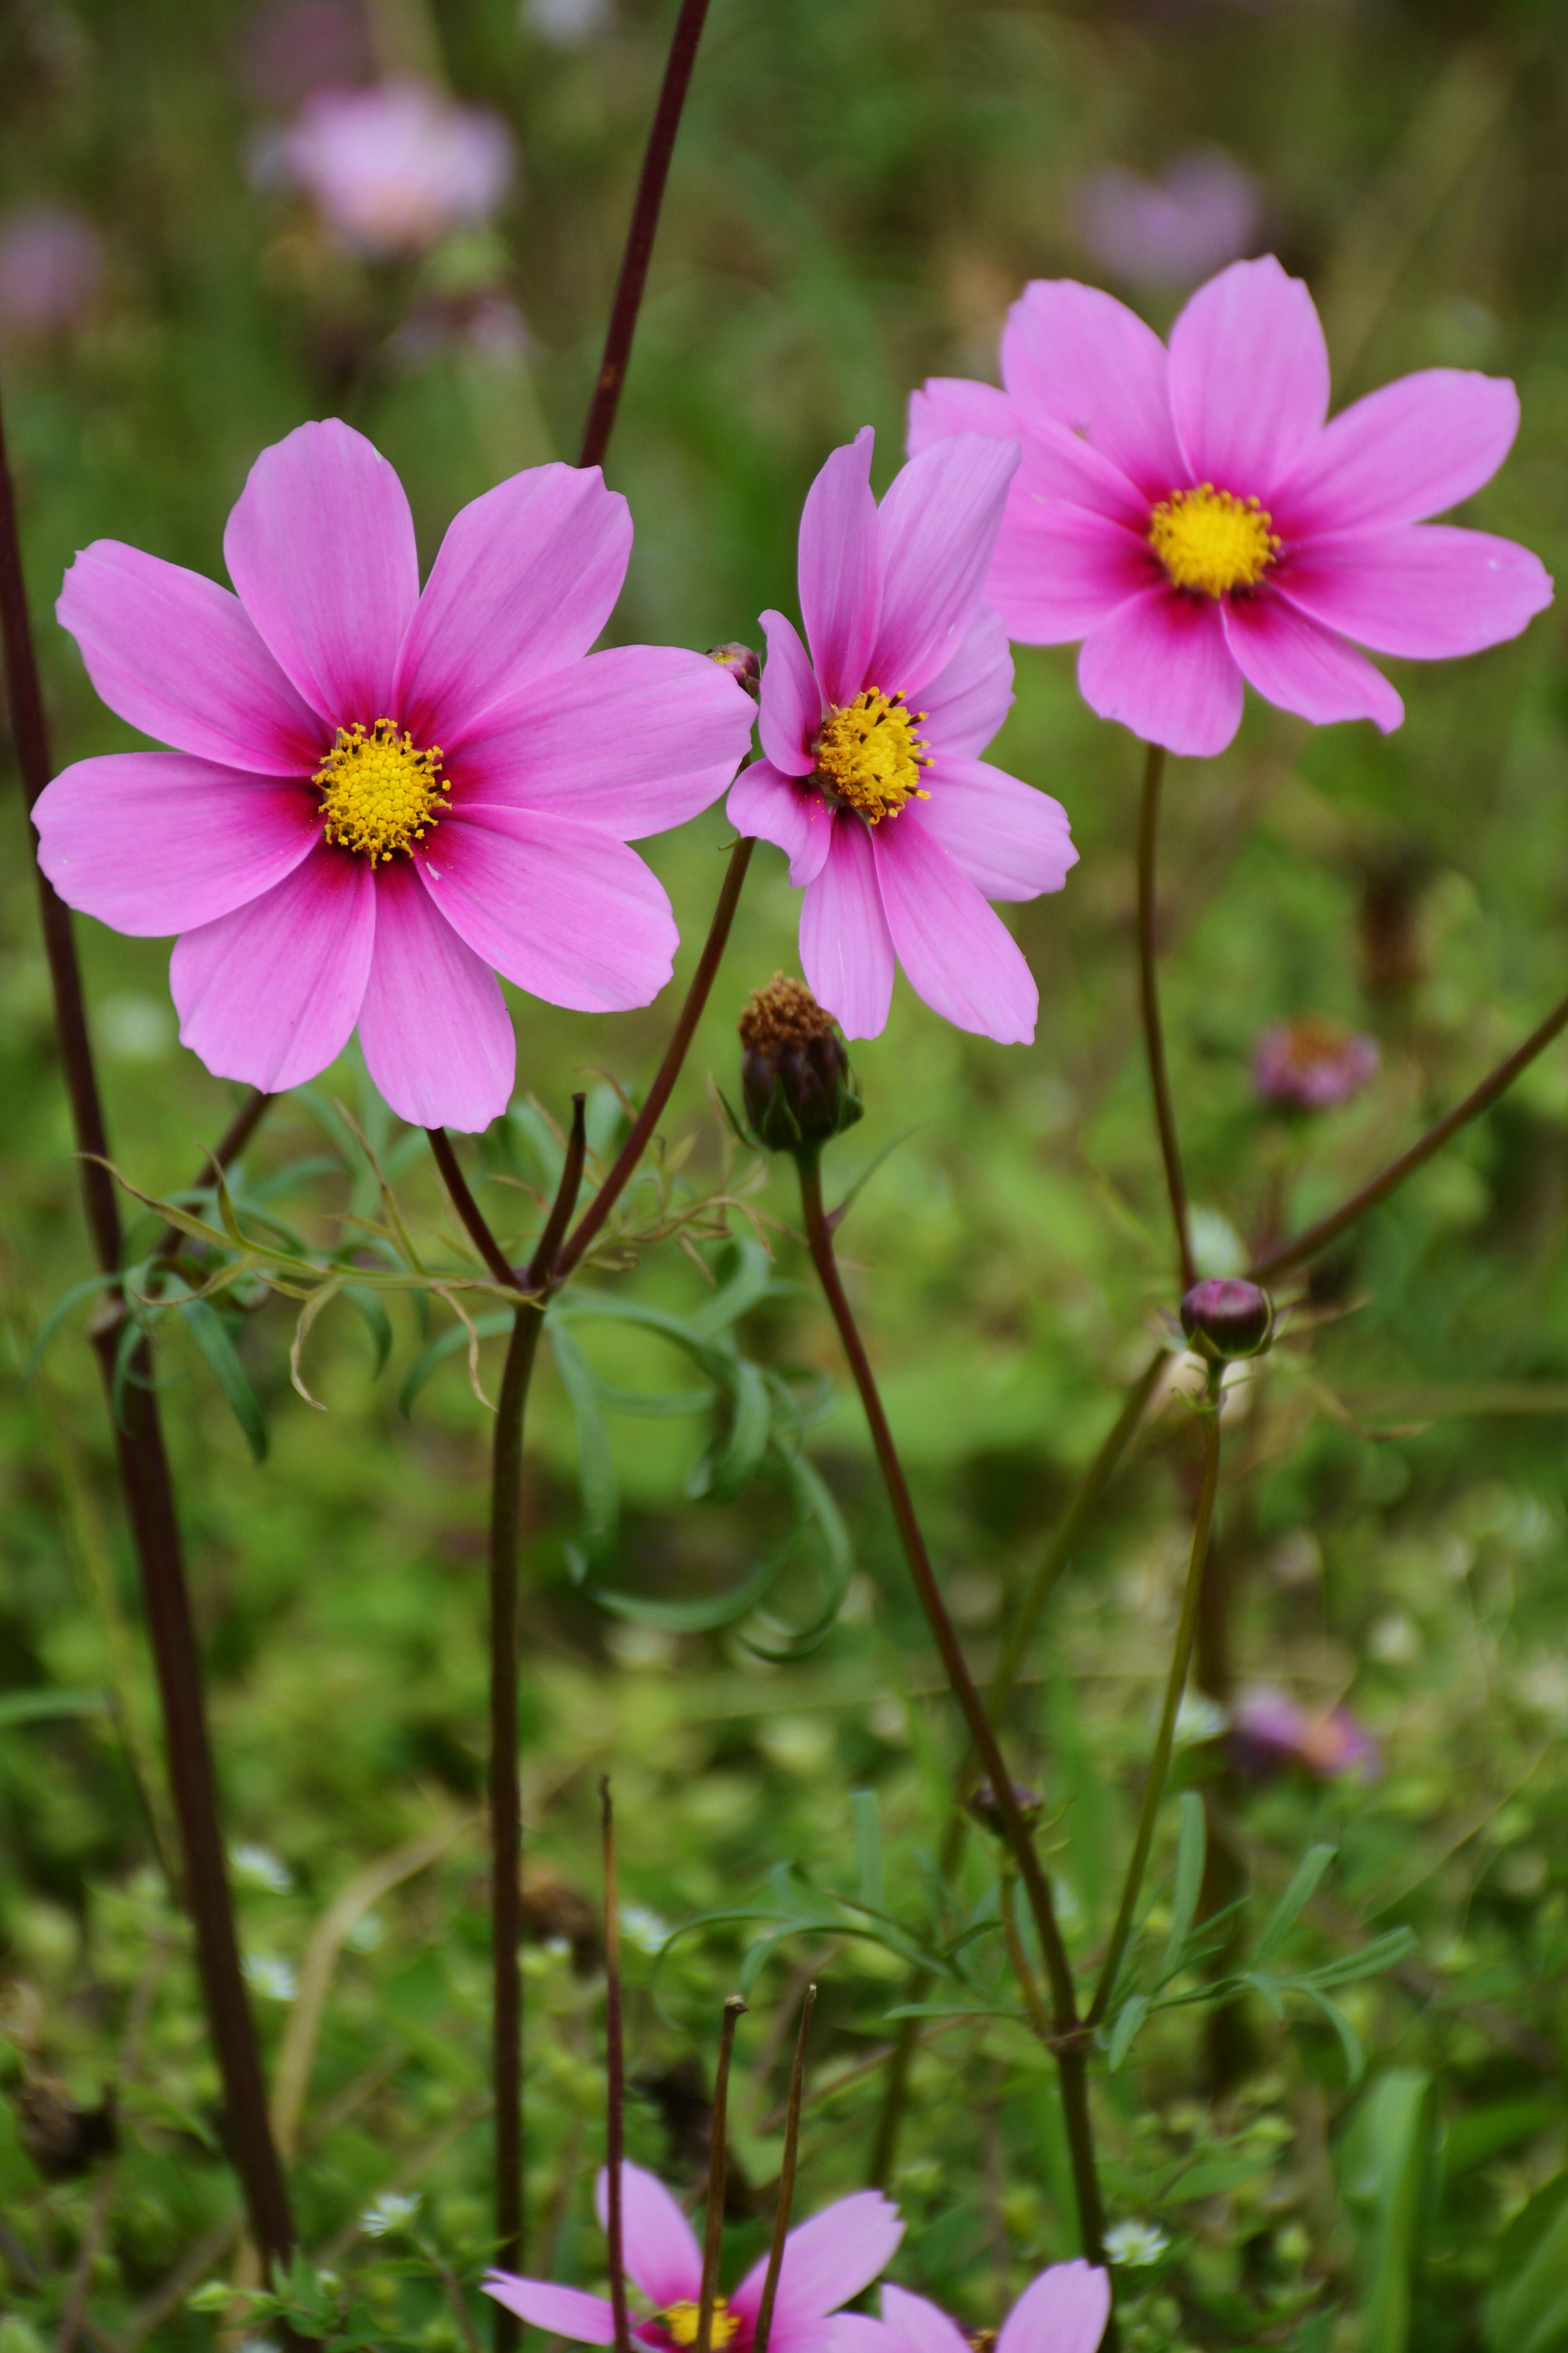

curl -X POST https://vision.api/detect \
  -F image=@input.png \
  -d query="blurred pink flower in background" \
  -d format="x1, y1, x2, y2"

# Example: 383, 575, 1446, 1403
238, 0, 372, 110
485, 2161, 903, 2349
1073, 148, 1262, 292
1232, 1688, 1382, 1782
1254, 1014, 1379, 1109
910, 254, 1554, 758
265, 77, 514, 259
33, 421, 755, 1131
0, 206, 103, 339
730, 427, 1077, 1044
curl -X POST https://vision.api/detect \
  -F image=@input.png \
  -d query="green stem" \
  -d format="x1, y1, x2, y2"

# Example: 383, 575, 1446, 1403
1137, 741, 1196, 1292
796, 1152, 1106, 2262
1089, 1378, 1222, 2027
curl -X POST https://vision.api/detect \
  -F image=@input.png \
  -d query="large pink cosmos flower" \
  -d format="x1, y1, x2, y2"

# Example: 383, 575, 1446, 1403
483, 2161, 903, 2353
835, 2265, 1110, 2353
909, 256, 1553, 758
33, 421, 755, 1131
726, 429, 1077, 1044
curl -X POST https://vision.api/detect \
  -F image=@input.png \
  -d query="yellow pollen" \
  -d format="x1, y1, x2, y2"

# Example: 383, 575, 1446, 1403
1147, 484, 1281, 599
814, 687, 931, 823
661, 2305, 739, 2349
313, 718, 450, 863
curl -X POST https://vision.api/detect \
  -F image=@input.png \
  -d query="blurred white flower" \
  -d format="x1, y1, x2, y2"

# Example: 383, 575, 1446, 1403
1073, 147, 1262, 293
1105, 2219, 1170, 2267
230, 1841, 293, 1892
0, 206, 103, 338
1173, 1691, 1229, 1746
361, 2190, 420, 2238
242, 1954, 297, 2001
262, 77, 514, 259
619, 1903, 671, 1954
524, 0, 612, 45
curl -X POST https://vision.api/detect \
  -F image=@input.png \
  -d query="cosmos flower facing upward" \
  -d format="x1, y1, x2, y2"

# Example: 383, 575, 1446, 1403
728, 427, 1077, 1044
909, 256, 1553, 758
33, 420, 757, 1131
834, 2264, 1111, 2353
483, 2161, 904, 2353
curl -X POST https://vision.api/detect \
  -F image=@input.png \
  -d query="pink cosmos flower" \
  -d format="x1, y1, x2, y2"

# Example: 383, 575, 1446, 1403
835, 2265, 1110, 2353
1253, 1015, 1379, 1110
1232, 1688, 1382, 1784
268, 77, 514, 259
1073, 149, 1262, 294
33, 421, 755, 1131
728, 429, 1077, 1044
909, 256, 1553, 758
483, 2160, 903, 2353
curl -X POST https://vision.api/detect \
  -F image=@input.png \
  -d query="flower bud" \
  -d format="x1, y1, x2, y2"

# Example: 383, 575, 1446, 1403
1179, 1277, 1273, 1362
1253, 1015, 1378, 1112
738, 976, 862, 1154
966, 1779, 1045, 1836
706, 642, 761, 701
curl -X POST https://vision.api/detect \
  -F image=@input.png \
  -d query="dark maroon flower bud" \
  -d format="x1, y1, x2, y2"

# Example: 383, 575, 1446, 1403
738, 975, 862, 1156
967, 1780, 1045, 1836
1253, 1015, 1379, 1111
1180, 1277, 1273, 1362
706, 641, 761, 701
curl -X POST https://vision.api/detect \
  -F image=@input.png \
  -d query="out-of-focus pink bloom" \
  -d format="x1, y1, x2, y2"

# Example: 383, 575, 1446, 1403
909, 255, 1554, 759
1231, 1688, 1381, 1782
271, 77, 514, 258
1254, 1015, 1379, 1110
239, 0, 372, 109
728, 428, 1077, 1044
0, 207, 103, 338
1073, 149, 1262, 293
33, 421, 755, 1131
835, 2264, 1110, 2353
484, 2161, 903, 2351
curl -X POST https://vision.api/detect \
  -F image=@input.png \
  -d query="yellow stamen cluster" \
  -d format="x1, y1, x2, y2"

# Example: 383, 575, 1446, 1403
1147, 484, 1281, 599
660, 2305, 740, 2349
814, 687, 930, 823
313, 718, 449, 863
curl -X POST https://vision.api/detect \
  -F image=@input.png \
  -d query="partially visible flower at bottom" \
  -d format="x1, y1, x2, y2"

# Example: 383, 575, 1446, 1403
836, 2264, 1110, 2353
1254, 1016, 1379, 1110
484, 2160, 903, 2352
1231, 1688, 1381, 1783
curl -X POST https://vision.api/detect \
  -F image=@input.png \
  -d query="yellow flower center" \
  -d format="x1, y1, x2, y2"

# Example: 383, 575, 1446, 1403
1147, 484, 1281, 599
313, 718, 450, 863
660, 2304, 740, 2349
814, 688, 931, 823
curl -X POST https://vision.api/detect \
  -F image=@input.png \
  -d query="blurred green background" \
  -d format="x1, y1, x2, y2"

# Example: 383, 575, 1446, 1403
4, 0, 1568, 2346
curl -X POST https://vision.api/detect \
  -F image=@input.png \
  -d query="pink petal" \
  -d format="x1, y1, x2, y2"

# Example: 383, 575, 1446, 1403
907, 376, 1021, 456
395, 464, 631, 745
910, 374, 1149, 528
798, 818, 895, 1040
1270, 369, 1521, 536
356, 858, 514, 1129
869, 435, 1021, 698
995, 2264, 1111, 2353
1077, 587, 1244, 757
481, 2277, 616, 2343
918, 604, 1014, 757
880, 2285, 971, 2353
451, 646, 754, 840
57, 541, 323, 775
732, 2192, 904, 2328
798, 429, 882, 707
1275, 524, 1554, 658
222, 419, 419, 727
915, 757, 1077, 902
416, 808, 676, 1012
33, 753, 320, 936
989, 507, 1156, 648
873, 813, 1038, 1044
833, 2322, 905, 2353
728, 757, 834, 887
758, 609, 824, 777
1221, 592, 1403, 731
1001, 279, 1184, 501
170, 844, 374, 1092
1167, 256, 1329, 497
593, 2164, 702, 2309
